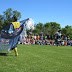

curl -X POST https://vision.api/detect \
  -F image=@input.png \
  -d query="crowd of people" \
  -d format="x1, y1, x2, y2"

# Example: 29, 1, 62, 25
18, 30, 72, 46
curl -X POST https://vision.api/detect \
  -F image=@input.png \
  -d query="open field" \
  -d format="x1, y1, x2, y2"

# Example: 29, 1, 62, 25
0, 45, 72, 72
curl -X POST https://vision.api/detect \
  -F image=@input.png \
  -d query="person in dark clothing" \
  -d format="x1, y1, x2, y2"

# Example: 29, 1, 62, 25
55, 30, 62, 46
10, 16, 19, 56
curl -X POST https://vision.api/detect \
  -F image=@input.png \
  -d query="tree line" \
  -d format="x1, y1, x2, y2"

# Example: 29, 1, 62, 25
32, 22, 72, 39
0, 8, 72, 39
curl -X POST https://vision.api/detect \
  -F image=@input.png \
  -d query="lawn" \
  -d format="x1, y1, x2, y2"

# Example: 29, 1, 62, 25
0, 45, 72, 72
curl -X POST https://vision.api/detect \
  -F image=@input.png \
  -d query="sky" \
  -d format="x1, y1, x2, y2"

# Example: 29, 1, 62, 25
0, 0, 72, 28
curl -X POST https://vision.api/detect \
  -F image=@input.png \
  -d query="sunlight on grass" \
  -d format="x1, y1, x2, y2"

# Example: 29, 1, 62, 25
0, 45, 72, 72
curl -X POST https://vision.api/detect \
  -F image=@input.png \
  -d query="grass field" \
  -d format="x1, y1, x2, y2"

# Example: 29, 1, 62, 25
0, 45, 72, 72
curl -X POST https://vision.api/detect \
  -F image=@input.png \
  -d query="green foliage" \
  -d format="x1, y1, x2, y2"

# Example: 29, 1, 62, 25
44, 22, 61, 35
33, 22, 72, 39
0, 15, 4, 30
34, 22, 44, 34
34, 22, 61, 35
3, 8, 21, 25
0, 8, 21, 31
62, 25, 72, 39
0, 45, 72, 72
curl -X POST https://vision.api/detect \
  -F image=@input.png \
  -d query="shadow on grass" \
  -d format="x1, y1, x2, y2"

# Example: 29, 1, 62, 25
0, 53, 14, 57
0, 53, 8, 56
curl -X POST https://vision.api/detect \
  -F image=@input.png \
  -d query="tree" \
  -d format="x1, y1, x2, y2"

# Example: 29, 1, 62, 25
34, 22, 44, 34
33, 22, 61, 37
62, 25, 72, 39
0, 15, 4, 31
0, 8, 21, 31
44, 22, 61, 35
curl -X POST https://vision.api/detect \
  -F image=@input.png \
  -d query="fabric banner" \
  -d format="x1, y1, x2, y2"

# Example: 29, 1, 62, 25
0, 38, 10, 53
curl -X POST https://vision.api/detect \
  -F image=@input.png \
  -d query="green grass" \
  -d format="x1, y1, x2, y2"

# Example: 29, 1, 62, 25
0, 45, 72, 72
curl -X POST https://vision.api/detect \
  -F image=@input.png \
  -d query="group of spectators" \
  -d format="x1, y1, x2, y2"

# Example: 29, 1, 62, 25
18, 31, 72, 46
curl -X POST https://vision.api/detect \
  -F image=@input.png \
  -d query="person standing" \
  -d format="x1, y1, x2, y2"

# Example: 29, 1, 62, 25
55, 30, 62, 46
9, 16, 20, 56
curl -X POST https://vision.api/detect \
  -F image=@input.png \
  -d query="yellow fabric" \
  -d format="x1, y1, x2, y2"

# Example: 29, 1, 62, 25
12, 22, 20, 28
14, 47, 18, 56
